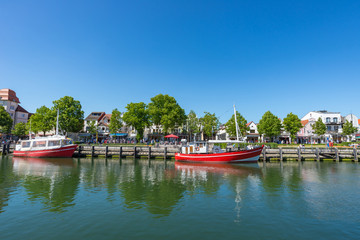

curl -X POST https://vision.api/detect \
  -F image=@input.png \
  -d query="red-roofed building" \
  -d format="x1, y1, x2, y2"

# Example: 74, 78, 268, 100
246, 121, 260, 143
0, 88, 30, 127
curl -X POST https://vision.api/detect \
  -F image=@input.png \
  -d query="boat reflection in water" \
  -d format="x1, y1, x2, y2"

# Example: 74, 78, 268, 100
175, 161, 262, 178
12, 157, 78, 213
12, 157, 75, 176
175, 162, 263, 222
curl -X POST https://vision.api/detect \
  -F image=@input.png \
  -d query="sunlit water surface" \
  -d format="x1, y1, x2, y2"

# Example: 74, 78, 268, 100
0, 156, 360, 240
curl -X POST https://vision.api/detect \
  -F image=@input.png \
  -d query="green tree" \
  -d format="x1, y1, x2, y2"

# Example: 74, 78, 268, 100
257, 111, 282, 142
312, 117, 326, 136
28, 106, 54, 136
109, 108, 122, 134
225, 111, 248, 138
12, 122, 27, 138
52, 96, 84, 134
0, 106, 12, 133
283, 112, 302, 142
187, 110, 199, 138
122, 102, 150, 141
148, 94, 186, 134
87, 121, 97, 137
200, 112, 219, 139
342, 120, 357, 141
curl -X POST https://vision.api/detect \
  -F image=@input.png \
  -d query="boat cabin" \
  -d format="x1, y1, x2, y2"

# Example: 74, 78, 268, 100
16, 137, 73, 151
181, 141, 224, 154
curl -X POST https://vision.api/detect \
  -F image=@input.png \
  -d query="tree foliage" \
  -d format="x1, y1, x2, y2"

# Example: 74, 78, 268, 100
200, 112, 219, 139
123, 102, 150, 141
225, 111, 248, 138
257, 111, 282, 141
0, 106, 12, 133
283, 112, 302, 142
312, 117, 326, 136
12, 122, 27, 137
187, 110, 199, 135
52, 96, 84, 134
148, 94, 186, 133
29, 105, 54, 136
342, 120, 358, 136
87, 121, 97, 135
109, 108, 123, 134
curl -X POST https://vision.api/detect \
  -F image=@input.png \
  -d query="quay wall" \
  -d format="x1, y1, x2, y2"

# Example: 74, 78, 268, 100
1, 144, 359, 162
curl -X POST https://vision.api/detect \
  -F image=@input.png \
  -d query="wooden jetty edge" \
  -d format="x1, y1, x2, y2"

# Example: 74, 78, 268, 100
1, 144, 359, 162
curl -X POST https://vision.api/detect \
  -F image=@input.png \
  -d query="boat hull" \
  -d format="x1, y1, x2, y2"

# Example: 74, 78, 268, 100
13, 145, 78, 158
175, 146, 263, 163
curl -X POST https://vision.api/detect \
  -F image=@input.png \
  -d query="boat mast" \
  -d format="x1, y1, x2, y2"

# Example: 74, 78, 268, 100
56, 109, 59, 136
234, 104, 240, 141
29, 119, 32, 139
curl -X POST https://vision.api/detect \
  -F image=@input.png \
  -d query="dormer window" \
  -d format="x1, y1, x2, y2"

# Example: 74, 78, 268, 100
333, 117, 338, 123
326, 117, 330, 123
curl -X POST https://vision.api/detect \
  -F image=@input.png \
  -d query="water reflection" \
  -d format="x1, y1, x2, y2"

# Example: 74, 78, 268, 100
12, 157, 80, 213
3, 157, 360, 224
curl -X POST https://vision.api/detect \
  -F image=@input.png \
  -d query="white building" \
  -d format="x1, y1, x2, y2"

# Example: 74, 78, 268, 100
301, 110, 343, 142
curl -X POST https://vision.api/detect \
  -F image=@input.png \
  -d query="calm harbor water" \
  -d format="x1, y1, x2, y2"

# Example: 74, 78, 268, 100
0, 157, 360, 240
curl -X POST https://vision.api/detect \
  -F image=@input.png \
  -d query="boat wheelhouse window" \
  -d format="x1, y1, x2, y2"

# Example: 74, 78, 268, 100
48, 140, 61, 146
62, 140, 72, 145
33, 141, 46, 148
21, 141, 31, 148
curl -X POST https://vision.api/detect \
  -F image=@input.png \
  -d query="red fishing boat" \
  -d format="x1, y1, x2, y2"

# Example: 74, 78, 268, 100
175, 142, 263, 163
13, 109, 77, 158
13, 136, 77, 158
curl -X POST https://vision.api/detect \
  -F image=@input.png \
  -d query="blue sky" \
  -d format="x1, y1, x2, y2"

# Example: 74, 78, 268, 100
1, 0, 359, 123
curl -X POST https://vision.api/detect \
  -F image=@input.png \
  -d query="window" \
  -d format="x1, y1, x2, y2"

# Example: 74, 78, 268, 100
326, 117, 330, 123
10, 105, 15, 110
327, 126, 332, 131
22, 114, 25, 118
62, 140, 72, 145
333, 117, 338, 123
48, 140, 60, 147
21, 141, 31, 148
250, 130, 255, 133
334, 126, 339, 131
33, 141, 46, 148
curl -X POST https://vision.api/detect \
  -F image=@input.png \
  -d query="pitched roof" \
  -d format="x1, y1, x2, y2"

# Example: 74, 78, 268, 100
100, 114, 112, 121
301, 120, 309, 126
16, 105, 29, 113
246, 121, 253, 127
85, 112, 105, 121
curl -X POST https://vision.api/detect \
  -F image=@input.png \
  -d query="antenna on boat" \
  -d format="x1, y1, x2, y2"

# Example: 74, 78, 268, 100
56, 109, 59, 136
29, 119, 32, 139
234, 104, 240, 141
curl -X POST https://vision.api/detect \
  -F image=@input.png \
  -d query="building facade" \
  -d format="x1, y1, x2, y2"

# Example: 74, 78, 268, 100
0, 88, 30, 127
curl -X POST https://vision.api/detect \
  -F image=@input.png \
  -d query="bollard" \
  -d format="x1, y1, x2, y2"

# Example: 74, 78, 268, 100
148, 147, 151, 160
335, 147, 339, 162
262, 146, 266, 162
316, 148, 320, 161
119, 146, 122, 160
105, 146, 108, 159
354, 147, 358, 162
297, 147, 301, 161
78, 145, 82, 156
91, 146, 95, 158
134, 146, 137, 159
164, 147, 167, 161
279, 148, 283, 162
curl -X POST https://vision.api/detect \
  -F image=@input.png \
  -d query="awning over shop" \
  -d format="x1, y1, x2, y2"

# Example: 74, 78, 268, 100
110, 133, 128, 137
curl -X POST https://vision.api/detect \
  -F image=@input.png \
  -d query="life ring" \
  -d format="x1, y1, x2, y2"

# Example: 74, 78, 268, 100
195, 147, 200, 151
